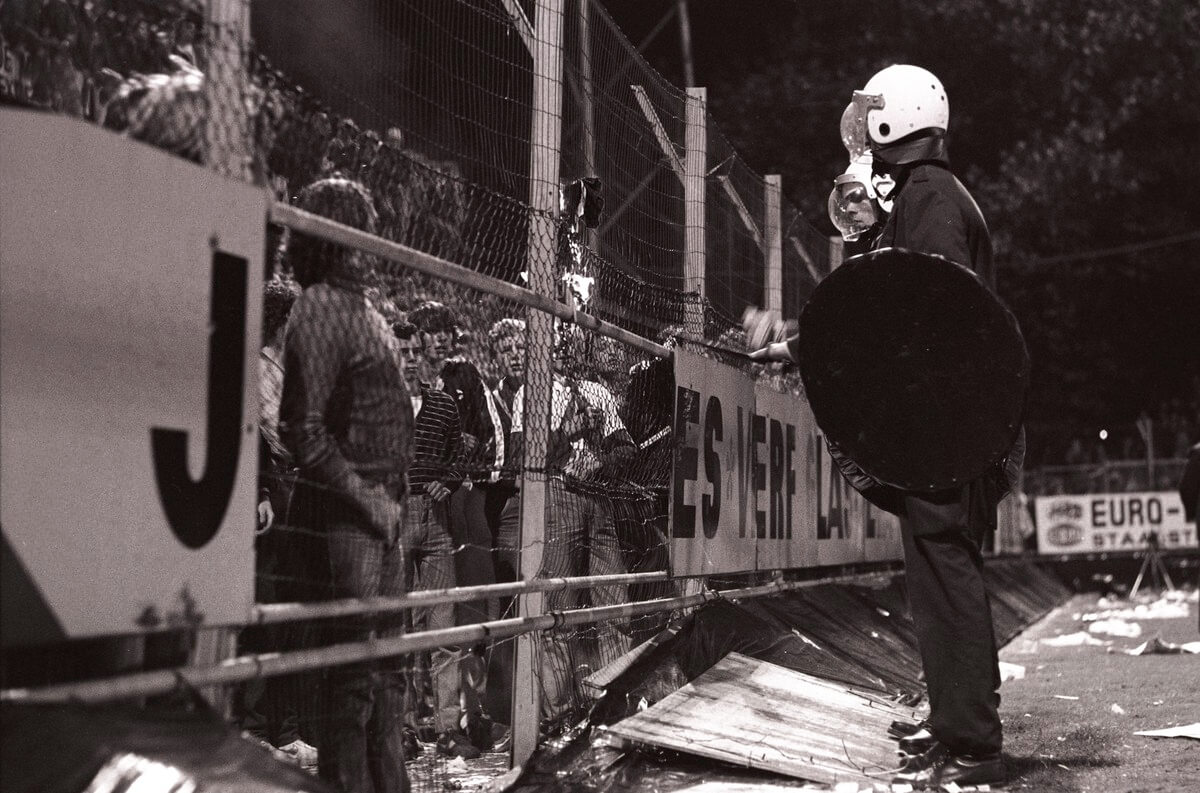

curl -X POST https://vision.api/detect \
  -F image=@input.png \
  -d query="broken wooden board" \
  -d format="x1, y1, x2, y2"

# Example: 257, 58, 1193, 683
582, 622, 683, 694
604, 652, 922, 787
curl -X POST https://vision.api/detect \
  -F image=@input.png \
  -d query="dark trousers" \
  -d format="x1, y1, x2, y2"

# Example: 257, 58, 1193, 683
448, 485, 499, 624
900, 491, 1002, 756
447, 485, 499, 731
239, 470, 322, 747
611, 488, 675, 644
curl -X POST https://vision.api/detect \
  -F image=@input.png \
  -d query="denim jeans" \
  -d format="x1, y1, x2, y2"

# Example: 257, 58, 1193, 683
497, 480, 631, 720
403, 495, 462, 733
321, 499, 410, 793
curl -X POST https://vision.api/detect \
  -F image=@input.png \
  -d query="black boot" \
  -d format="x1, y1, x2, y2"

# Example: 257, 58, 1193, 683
887, 718, 929, 740
894, 746, 1007, 790
897, 726, 938, 756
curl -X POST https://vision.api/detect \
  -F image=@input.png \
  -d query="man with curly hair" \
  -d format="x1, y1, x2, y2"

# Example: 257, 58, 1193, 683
280, 176, 413, 793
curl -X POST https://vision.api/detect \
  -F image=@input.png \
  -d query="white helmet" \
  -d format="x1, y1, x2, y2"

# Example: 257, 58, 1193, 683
841, 65, 948, 159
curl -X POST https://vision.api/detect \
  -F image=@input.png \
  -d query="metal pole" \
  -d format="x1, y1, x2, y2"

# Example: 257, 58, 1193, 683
250, 571, 671, 624
765, 174, 783, 314
829, 235, 845, 271
1, 570, 901, 706
203, 0, 250, 179
514, 0, 565, 767
270, 203, 670, 360
579, 0, 596, 179
677, 0, 696, 87
193, 0, 250, 715
684, 86, 707, 337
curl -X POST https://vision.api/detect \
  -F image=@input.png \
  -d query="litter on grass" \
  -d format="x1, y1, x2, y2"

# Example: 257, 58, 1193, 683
1041, 632, 1108, 647
1080, 594, 1191, 623
1114, 636, 1200, 656
1134, 723, 1200, 740
1087, 618, 1142, 638
998, 662, 1026, 682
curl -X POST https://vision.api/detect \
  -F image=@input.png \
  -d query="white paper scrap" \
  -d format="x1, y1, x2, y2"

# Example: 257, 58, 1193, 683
1134, 723, 1200, 740
1041, 632, 1108, 647
1087, 618, 1142, 638
999, 662, 1026, 682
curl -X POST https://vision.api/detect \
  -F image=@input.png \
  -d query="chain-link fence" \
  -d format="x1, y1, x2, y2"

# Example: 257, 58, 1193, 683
2, 1, 845, 790
1024, 459, 1189, 497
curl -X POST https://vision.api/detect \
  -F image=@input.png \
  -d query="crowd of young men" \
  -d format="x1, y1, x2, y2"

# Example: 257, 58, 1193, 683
249, 171, 673, 793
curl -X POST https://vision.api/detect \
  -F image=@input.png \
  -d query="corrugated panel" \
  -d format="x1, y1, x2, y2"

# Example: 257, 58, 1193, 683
605, 653, 920, 786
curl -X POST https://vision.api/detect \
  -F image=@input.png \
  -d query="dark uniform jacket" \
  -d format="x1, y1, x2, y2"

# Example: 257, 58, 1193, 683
873, 162, 995, 289
833, 158, 1023, 536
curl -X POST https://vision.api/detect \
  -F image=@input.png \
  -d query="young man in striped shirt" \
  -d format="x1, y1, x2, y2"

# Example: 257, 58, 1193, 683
392, 320, 481, 759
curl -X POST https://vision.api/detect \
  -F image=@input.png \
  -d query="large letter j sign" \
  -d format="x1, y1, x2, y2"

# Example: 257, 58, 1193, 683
151, 251, 247, 549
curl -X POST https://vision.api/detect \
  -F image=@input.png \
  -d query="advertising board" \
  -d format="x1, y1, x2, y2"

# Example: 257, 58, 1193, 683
670, 348, 902, 575
1, 111, 265, 645
1035, 491, 1197, 554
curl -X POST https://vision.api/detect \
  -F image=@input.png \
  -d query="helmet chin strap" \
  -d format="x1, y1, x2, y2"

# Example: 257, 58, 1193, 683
872, 129, 949, 169
871, 130, 950, 201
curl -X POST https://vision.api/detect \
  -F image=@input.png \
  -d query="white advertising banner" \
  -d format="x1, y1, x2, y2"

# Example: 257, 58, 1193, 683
671, 349, 904, 576
752, 386, 818, 571
1, 111, 265, 645
670, 350, 758, 575
1035, 491, 1198, 555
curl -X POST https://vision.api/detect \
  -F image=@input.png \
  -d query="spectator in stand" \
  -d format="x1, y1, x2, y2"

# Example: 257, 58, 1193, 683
279, 176, 413, 793
171, 10, 200, 69
489, 318, 525, 439
1179, 441, 1200, 526
409, 301, 502, 612
499, 322, 635, 724
257, 277, 301, 534
408, 299, 501, 747
0, 24, 25, 102
477, 316, 525, 733
617, 326, 680, 641
237, 275, 320, 770
392, 321, 483, 760
28, 0, 84, 115
592, 333, 628, 398
487, 317, 525, 544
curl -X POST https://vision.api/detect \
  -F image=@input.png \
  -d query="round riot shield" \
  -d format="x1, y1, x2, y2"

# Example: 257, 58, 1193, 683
796, 247, 1029, 493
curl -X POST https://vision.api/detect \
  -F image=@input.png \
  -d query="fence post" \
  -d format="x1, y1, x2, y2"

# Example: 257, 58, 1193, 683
684, 86, 707, 338
190, 0, 251, 716
578, 0, 597, 252
512, 0, 565, 768
828, 235, 845, 271
203, 0, 250, 180
764, 174, 782, 315
579, 0, 596, 178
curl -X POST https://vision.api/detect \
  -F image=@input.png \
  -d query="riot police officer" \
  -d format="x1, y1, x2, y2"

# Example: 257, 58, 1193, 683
751, 64, 1019, 790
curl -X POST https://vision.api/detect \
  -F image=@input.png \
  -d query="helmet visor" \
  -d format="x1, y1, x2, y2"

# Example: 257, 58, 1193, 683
828, 178, 878, 242
840, 90, 885, 159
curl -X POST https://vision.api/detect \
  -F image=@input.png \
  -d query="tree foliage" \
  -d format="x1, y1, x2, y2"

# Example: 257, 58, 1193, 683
612, 0, 1200, 461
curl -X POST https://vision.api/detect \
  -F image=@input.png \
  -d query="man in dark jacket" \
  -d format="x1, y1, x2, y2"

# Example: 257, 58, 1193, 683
1180, 441, 1200, 526
750, 65, 1016, 790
